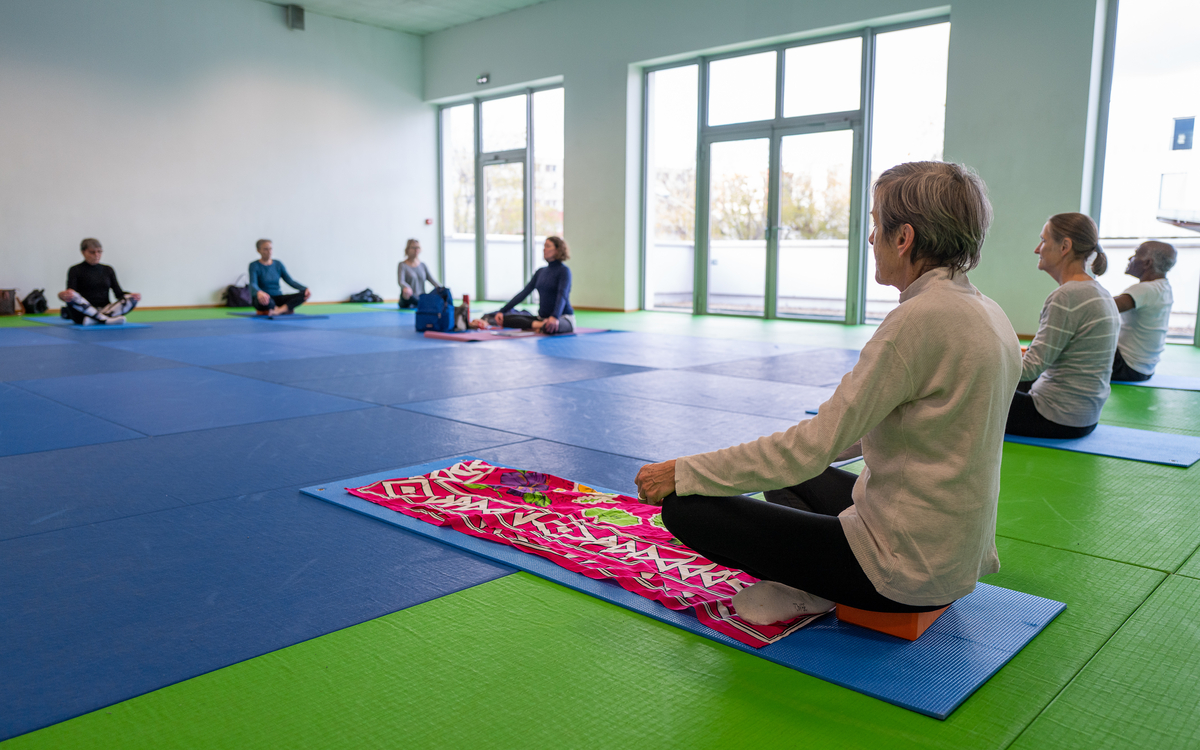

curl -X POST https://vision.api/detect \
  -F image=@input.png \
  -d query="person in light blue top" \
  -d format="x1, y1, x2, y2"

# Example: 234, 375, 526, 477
249, 239, 310, 316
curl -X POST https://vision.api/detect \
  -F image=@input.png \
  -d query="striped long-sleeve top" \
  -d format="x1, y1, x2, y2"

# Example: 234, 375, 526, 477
1023, 279, 1120, 427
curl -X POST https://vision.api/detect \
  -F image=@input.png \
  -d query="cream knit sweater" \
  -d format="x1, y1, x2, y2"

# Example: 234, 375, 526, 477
676, 267, 1022, 606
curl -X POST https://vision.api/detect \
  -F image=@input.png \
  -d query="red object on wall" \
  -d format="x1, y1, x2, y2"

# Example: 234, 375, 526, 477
424, 218, 433, 225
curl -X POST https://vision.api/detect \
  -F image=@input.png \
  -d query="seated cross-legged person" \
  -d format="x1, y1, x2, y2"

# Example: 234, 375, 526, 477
1006, 213, 1120, 439
398, 239, 441, 309
634, 162, 1021, 625
56, 238, 141, 325
249, 239, 310, 316
472, 236, 575, 334
1112, 240, 1176, 382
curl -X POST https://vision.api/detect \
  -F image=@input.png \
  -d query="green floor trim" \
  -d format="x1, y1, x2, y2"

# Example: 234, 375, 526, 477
0, 315, 47, 327
5, 540, 1161, 750
120, 303, 382, 322
997, 443, 1200, 572
1011, 575, 1200, 750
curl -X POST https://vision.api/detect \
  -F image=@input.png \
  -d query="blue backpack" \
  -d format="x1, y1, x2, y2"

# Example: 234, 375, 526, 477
415, 287, 454, 332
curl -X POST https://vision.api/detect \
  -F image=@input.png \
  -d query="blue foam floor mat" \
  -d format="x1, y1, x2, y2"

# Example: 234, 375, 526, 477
12, 367, 371, 436
559, 369, 835, 421
0, 484, 514, 741
302, 457, 1066, 720
0, 407, 526, 540
687, 347, 861, 387
228, 311, 329, 320
0, 383, 143, 458
0, 343, 184, 382
209, 345, 520, 385
398, 385, 801, 461
32, 317, 152, 329
93, 334, 339, 366
0, 328, 75, 347
1112, 374, 1200, 391
1005, 424, 1200, 466
302, 356, 648, 405
477, 331, 812, 368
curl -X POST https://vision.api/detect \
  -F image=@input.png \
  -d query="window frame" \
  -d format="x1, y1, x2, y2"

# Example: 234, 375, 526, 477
436, 84, 563, 301
639, 17, 949, 323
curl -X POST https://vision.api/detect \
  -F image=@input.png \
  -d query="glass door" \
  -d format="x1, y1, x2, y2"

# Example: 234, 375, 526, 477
705, 138, 771, 315
483, 160, 526, 301
776, 128, 855, 319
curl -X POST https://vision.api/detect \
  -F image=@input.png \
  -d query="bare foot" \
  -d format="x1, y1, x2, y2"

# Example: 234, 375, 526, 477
269, 305, 288, 316
103, 315, 126, 325
531, 320, 545, 331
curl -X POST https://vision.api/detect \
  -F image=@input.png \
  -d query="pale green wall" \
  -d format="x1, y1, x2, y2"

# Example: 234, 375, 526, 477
0, 0, 435, 307
424, 0, 1103, 333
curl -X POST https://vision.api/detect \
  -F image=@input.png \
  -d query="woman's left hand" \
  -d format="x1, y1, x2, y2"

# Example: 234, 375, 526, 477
635, 459, 676, 506
303, 288, 312, 300
542, 316, 558, 333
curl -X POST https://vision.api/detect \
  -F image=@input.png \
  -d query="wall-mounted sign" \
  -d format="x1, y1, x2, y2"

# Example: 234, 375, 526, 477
1173, 117, 1194, 150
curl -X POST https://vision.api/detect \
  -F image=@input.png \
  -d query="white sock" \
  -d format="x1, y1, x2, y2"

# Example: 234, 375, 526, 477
732, 581, 834, 625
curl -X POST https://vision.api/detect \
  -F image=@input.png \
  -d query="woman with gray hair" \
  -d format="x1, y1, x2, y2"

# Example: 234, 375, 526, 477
633, 162, 1021, 624
1112, 240, 1176, 382
1006, 213, 1120, 438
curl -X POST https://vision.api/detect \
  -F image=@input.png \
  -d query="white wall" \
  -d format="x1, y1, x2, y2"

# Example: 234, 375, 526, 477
423, 0, 1103, 332
0, 0, 435, 307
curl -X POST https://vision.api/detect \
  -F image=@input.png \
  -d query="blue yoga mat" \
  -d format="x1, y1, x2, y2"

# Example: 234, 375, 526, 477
1113, 374, 1200, 391
228, 311, 329, 320
32, 317, 151, 330
301, 456, 1066, 720
1005, 424, 1200, 467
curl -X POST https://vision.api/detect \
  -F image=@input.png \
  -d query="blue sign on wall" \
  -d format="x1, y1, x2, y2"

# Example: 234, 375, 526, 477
1173, 117, 1194, 150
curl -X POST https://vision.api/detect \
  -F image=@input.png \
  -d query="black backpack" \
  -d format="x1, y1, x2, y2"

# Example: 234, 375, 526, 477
349, 288, 383, 303
22, 289, 48, 314
223, 275, 253, 307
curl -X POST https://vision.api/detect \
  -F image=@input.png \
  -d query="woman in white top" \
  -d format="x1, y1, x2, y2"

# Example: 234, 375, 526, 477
1112, 241, 1176, 382
398, 239, 441, 309
1006, 214, 1119, 439
634, 162, 1021, 624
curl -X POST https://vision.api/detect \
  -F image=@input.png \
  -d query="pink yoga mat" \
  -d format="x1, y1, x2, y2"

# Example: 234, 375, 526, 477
424, 327, 607, 341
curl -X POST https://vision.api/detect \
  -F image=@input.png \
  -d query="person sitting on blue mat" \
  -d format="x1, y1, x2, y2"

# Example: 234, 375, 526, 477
634, 162, 1022, 626
1111, 240, 1176, 382
471, 236, 574, 334
1006, 214, 1119, 439
57, 238, 141, 325
249, 239, 310, 316
633, 162, 1017, 624
398, 239, 441, 309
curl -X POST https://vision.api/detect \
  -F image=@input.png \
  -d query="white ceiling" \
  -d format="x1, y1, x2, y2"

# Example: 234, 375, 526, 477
291, 0, 555, 35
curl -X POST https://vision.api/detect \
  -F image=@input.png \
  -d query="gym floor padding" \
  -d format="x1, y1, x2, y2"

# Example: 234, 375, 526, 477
3, 308, 1199, 748
301, 458, 1066, 719
1003, 423, 1200, 466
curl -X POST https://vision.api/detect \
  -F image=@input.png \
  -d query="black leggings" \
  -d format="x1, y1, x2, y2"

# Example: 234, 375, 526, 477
661, 467, 947, 613
488, 310, 574, 334
253, 292, 306, 313
1112, 349, 1152, 382
1005, 381, 1097, 439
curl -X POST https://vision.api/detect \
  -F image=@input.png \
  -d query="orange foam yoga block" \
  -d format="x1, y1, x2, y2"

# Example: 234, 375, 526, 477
835, 603, 949, 641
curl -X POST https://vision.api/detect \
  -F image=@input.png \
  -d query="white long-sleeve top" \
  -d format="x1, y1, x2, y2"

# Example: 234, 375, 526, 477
1022, 280, 1120, 427
676, 267, 1022, 606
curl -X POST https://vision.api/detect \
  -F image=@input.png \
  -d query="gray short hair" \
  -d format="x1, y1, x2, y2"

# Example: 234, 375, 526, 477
872, 161, 993, 275
1140, 240, 1177, 274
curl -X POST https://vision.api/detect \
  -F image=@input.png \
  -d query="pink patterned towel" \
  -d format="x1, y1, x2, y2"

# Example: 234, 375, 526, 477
348, 459, 822, 647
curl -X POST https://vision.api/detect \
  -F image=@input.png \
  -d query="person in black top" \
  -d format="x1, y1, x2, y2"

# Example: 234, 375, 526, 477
472, 236, 575, 334
57, 239, 141, 325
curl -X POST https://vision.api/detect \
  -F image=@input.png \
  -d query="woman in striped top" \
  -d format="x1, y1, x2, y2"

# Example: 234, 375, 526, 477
1006, 213, 1120, 439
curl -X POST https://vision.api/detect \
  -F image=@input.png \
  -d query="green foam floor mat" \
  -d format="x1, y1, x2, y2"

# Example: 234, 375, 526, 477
5, 539, 1161, 750
1176, 546, 1200, 580
1102, 385, 1200, 437
997, 443, 1200, 571
1011, 575, 1200, 750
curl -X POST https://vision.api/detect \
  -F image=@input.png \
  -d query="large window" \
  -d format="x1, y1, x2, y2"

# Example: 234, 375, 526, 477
642, 21, 950, 323
439, 86, 564, 302
1097, 0, 1200, 343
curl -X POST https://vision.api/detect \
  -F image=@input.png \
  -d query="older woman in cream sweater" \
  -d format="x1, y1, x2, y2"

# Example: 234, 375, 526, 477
635, 162, 1021, 625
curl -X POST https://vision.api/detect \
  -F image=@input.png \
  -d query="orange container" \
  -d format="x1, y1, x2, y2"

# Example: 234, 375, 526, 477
835, 603, 949, 641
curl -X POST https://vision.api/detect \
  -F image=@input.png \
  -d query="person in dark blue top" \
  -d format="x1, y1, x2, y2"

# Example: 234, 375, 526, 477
249, 239, 310, 316
474, 236, 575, 334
